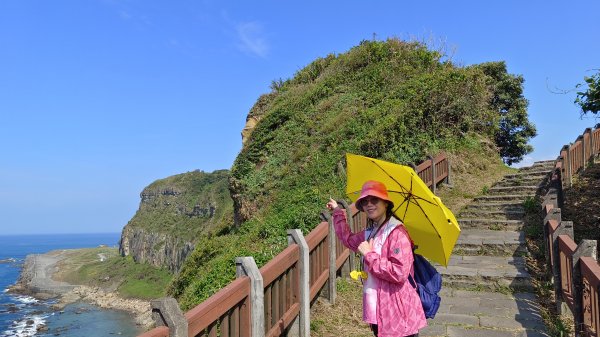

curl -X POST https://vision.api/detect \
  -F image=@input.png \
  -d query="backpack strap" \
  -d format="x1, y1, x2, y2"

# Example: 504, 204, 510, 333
396, 224, 418, 290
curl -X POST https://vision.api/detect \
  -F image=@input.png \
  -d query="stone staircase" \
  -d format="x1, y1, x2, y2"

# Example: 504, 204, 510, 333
420, 160, 555, 337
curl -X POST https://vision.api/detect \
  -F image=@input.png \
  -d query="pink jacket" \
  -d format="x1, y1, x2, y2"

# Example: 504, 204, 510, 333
332, 208, 427, 336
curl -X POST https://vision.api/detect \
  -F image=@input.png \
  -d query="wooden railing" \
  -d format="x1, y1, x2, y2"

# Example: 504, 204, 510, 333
542, 126, 600, 336
559, 127, 600, 188
139, 153, 450, 337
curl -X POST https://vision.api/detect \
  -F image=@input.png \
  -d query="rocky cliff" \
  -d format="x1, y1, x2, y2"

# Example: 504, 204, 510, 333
119, 226, 195, 273
119, 169, 233, 273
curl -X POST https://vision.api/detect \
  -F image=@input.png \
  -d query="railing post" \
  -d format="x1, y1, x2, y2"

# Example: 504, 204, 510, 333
584, 128, 594, 163
592, 127, 598, 158
328, 214, 337, 305
151, 297, 187, 337
552, 221, 574, 315
543, 201, 561, 273
575, 135, 586, 172
337, 200, 353, 276
236, 257, 264, 337
318, 211, 336, 304
590, 129, 599, 160
428, 155, 436, 194
572, 240, 598, 336
562, 145, 572, 189
287, 229, 311, 337
445, 157, 453, 186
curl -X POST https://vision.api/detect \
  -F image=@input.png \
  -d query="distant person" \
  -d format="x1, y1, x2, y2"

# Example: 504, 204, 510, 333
326, 180, 426, 337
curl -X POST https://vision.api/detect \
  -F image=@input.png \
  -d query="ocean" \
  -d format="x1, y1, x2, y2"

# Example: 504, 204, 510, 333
0, 233, 143, 337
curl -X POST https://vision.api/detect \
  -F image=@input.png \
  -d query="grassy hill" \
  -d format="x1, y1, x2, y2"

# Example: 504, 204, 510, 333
124, 169, 233, 240
119, 169, 234, 273
167, 38, 535, 310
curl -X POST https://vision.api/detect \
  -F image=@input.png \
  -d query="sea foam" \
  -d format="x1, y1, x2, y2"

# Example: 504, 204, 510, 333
2, 314, 48, 337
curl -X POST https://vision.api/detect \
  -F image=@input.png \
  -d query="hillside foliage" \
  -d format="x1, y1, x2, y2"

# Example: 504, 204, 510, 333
575, 71, 600, 117
168, 38, 536, 309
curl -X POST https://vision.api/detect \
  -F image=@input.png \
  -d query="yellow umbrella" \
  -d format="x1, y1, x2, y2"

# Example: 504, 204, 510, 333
345, 153, 460, 266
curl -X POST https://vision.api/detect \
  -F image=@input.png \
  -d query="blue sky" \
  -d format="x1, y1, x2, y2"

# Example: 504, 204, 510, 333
1, 1, 598, 235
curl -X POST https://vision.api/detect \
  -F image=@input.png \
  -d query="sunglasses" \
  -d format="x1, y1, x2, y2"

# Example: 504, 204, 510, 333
359, 196, 382, 207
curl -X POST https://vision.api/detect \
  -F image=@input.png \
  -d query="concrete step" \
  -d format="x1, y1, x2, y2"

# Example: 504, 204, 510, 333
458, 219, 525, 231
454, 229, 527, 256
518, 161, 555, 171
474, 194, 532, 203
488, 185, 540, 195
531, 159, 556, 167
439, 255, 532, 291
462, 202, 525, 212
503, 170, 551, 180
458, 209, 525, 220
493, 178, 545, 188
420, 289, 548, 336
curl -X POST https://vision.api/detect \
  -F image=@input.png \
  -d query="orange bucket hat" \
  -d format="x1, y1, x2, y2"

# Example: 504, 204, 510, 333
355, 180, 394, 211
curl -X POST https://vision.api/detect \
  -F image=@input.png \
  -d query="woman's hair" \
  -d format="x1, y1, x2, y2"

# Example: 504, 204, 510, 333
386, 201, 394, 216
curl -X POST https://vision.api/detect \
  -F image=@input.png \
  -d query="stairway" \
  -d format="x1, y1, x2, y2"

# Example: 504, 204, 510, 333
419, 160, 555, 337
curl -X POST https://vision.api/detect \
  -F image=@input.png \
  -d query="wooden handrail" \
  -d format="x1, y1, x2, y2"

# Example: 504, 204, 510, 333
541, 126, 600, 336
581, 257, 600, 336
185, 276, 251, 336
261, 245, 299, 286
558, 235, 578, 312
138, 326, 169, 337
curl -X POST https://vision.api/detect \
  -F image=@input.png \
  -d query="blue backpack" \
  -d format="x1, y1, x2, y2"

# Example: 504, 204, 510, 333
408, 252, 442, 319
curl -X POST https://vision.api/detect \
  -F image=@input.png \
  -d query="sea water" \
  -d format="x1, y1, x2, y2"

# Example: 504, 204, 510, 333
0, 233, 143, 337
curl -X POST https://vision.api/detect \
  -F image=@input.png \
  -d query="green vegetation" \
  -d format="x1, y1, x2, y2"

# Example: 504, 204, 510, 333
522, 196, 538, 214
476, 62, 536, 165
125, 169, 233, 241
167, 38, 533, 310
57, 248, 172, 299
575, 71, 600, 116
563, 161, 600, 245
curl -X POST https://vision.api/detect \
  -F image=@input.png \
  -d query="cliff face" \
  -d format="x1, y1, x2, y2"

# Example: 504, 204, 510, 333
119, 226, 195, 273
119, 170, 233, 273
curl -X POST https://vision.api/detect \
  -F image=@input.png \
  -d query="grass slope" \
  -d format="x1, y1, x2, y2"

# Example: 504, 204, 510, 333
55, 247, 172, 299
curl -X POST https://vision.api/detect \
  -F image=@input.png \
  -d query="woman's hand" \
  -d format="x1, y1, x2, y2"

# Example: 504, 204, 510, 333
358, 240, 373, 256
326, 198, 338, 211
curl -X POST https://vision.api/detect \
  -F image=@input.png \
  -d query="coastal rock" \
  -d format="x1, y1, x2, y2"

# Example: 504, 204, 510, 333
70, 286, 153, 328
11, 249, 154, 330
241, 92, 278, 145
11, 252, 75, 298
119, 226, 194, 273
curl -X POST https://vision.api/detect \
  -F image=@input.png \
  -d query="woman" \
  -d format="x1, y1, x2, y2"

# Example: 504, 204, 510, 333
326, 180, 426, 337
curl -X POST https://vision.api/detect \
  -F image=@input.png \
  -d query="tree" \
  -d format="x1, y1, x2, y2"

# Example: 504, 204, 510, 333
476, 62, 537, 165
575, 71, 600, 117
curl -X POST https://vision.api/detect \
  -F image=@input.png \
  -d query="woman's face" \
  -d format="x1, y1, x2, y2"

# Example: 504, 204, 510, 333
360, 196, 387, 221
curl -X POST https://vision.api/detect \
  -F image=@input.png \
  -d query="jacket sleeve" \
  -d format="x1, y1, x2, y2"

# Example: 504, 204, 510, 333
363, 227, 413, 284
331, 208, 364, 252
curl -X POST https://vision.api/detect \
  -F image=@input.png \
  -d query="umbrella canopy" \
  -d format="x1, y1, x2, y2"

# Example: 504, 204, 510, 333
345, 153, 460, 266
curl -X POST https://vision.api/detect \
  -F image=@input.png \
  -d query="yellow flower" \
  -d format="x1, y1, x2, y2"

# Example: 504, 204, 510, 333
350, 270, 368, 280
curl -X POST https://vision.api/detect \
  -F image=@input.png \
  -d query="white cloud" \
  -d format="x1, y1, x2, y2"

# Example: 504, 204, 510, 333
235, 21, 269, 58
